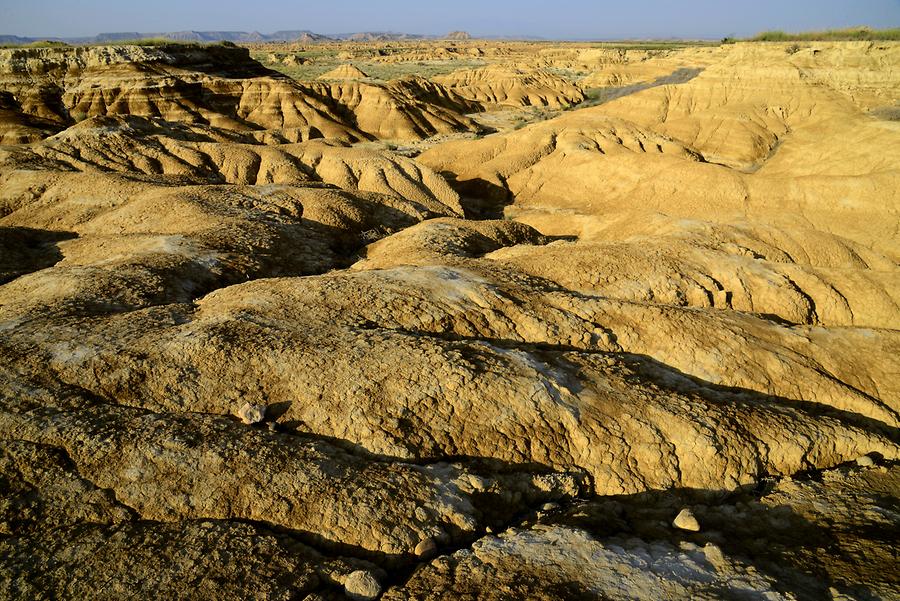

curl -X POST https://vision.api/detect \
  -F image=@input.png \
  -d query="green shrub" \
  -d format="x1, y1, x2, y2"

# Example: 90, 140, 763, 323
27, 40, 70, 48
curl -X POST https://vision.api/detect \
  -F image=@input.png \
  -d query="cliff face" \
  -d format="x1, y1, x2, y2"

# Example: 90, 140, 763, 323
434, 64, 586, 108
0, 44, 346, 143
0, 43, 267, 75
0, 44, 483, 144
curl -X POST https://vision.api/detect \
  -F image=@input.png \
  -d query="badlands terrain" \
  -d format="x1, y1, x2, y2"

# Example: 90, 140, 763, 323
0, 37, 898, 599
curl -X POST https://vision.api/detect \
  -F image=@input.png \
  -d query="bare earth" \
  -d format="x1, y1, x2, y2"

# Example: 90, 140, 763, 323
0, 39, 898, 600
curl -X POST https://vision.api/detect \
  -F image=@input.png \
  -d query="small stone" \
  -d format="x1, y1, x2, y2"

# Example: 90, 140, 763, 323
541, 502, 560, 512
237, 402, 265, 425
414, 537, 438, 558
344, 570, 381, 601
464, 474, 487, 491
673, 508, 701, 532
702, 542, 726, 567
856, 455, 875, 467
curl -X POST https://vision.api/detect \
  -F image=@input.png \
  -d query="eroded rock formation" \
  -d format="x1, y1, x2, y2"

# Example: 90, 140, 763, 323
1, 39, 898, 599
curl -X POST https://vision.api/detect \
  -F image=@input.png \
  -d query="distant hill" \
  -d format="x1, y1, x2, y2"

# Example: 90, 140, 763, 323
92, 30, 331, 43
317, 64, 370, 80
0, 35, 42, 45
1, 29, 496, 46
1, 30, 333, 45
444, 31, 472, 40
331, 31, 427, 42
270, 31, 331, 43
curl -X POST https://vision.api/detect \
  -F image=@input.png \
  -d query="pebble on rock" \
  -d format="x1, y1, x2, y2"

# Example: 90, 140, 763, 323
237, 402, 266, 425
673, 508, 701, 532
856, 455, 875, 467
344, 570, 382, 601
414, 537, 438, 558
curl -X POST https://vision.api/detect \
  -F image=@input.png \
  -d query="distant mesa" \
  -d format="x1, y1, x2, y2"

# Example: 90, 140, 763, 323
318, 64, 370, 80
89, 30, 332, 43
0, 35, 36, 45
341, 32, 425, 42
0, 30, 333, 45
0, 29, 485, 46
445, 31, 473, 40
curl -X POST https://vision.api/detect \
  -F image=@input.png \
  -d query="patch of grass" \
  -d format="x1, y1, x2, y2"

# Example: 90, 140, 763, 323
253, 60, 333, 80
583, 40, 719, 51
749, 27, 900, 42
361, 60, 486, 82
0, 40, 69, 49
25, 40, 70, 48
287, 48, 341, 61
250, 49, 340, 80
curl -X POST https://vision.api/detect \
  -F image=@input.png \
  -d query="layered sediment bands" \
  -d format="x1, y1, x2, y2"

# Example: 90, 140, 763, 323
1, 40, 899, 599
318, 63, 371, 80
0, 164, 461, 317
2, 118, 463, 208
434, 65, 586, 108
299, 78, 482, 140
0, 43, 482, 144
420, 44, 900, 247
487, 222, 900, 328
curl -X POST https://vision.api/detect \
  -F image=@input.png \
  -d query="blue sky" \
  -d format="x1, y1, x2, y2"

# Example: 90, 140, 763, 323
3, 0, 899, 39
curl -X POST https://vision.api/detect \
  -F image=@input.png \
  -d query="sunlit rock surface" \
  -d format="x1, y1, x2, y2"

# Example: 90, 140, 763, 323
1, 40, 898, 599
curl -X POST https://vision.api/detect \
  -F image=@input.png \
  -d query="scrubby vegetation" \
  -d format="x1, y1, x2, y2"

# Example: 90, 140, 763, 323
585, 40, 718, 51
749, 27, 900, 42
0, 40, 70, 49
